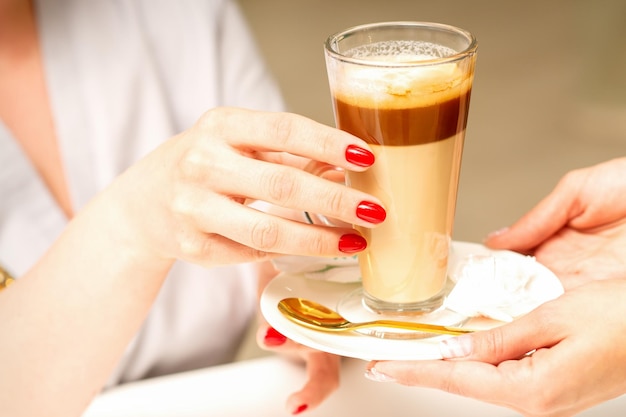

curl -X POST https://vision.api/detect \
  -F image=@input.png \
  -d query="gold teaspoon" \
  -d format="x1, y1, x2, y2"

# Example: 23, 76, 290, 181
277, 297, 473, 336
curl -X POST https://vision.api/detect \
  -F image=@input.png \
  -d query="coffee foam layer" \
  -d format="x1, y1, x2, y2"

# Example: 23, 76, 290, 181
330, 40, 472, 109
345, 40, 456, 61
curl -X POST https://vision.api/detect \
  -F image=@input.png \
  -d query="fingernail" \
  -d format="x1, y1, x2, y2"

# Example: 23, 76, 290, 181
338, 233, 367, 253
345, 145, 375, 167
484, 227, 509, 241
439, 335, 472, 359
356, 201, 386, 224
264, 327, 287, 346
292, 404, 308, 415
365, 367, 396, 383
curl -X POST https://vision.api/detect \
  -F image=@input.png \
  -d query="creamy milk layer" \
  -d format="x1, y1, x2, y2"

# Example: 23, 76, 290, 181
350, 134, 463, 303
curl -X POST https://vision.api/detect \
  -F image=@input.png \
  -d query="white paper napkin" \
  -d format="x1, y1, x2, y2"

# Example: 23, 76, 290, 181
444, 252, 563, 322
272, 249, 563, 322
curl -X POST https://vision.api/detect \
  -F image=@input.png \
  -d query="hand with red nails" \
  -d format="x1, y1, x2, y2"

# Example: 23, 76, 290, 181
0, 106, 382, 416
365, 157, 626, 417
255, 263, 341, 415
111, 107, 384, 268
257, 324, 341, 415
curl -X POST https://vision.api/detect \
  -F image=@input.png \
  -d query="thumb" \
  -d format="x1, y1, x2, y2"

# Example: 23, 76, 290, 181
441, 313, 557, 364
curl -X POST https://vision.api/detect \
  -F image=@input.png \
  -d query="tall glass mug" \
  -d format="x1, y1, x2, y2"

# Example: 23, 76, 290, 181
325, 22, 477, 315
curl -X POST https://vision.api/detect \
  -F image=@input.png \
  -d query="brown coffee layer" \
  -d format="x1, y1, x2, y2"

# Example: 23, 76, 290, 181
333, 88, 472, 146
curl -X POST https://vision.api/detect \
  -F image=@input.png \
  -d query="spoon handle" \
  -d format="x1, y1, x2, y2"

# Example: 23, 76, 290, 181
349, 319, 473, 336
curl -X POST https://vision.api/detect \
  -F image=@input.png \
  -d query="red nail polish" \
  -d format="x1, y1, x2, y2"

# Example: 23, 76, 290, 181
293, 404, 308, 415
264, 327, 287, 346
345, 145, 375, 167
356, 201, 386, 224
338, 234, 367, 253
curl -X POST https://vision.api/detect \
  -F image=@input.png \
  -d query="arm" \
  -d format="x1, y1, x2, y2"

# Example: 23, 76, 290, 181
0, 108, 382, 417
0, 187, 173, 417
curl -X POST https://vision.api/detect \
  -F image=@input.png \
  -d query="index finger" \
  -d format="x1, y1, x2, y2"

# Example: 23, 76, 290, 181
200, 108, 373, 171
485, 176, 581, 253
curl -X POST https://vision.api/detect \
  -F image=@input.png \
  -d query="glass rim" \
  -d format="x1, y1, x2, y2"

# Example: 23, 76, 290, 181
324, 21, 478, 67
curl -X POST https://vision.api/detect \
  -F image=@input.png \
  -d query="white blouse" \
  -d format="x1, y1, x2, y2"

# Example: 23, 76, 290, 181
0, 0, 285, 386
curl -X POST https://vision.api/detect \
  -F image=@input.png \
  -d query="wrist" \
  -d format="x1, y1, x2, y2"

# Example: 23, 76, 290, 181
77, 182, 175, 278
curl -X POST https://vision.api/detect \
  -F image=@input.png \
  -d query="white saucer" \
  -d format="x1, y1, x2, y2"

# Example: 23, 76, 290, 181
260, 241, 562, 361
